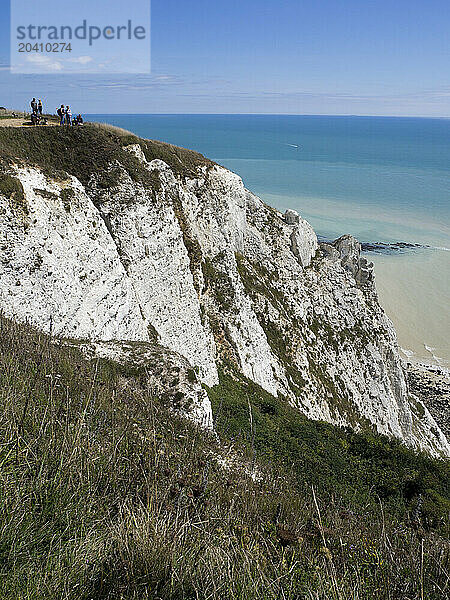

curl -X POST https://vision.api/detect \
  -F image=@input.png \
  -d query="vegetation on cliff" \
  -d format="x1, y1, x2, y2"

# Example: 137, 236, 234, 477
0, 123, 214, 187
0, 315, 448, 599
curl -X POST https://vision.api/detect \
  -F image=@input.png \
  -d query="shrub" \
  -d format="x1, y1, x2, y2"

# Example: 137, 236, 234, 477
0, 173, 27, 214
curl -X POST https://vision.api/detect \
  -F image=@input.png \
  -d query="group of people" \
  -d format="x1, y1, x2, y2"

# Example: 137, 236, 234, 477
30, 98, 43, 115
30, 97, 47, 126
28, 97, 84, 127
56, 104, 83, 127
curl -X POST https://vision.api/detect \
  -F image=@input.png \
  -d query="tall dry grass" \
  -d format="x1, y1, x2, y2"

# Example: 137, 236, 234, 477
0, 315, 448, 599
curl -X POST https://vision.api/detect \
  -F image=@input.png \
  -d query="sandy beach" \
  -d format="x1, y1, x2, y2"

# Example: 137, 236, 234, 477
371, 250, 449, 369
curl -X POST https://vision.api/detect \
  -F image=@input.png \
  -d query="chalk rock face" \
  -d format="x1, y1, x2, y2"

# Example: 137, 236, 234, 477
284, 209, 318, 267
284, 209, 300, 224
78, 339, 214, 429
94, 160, 218, 387
333, 234, 374, 288
0, 129, 448, 457
0, 168, 148, 342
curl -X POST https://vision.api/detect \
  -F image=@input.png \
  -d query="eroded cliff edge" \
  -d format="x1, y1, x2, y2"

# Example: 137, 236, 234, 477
0, 124, 448, 456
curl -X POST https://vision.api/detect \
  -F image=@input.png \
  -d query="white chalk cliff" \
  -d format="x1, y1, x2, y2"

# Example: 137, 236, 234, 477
0, 126, 448, 456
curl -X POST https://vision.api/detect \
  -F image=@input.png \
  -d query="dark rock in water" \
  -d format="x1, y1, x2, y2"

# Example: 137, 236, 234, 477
361, 241, 425, 254
318, 236, 426, 255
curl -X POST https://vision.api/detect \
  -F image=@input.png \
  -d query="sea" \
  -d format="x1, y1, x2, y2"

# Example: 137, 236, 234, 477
88, 114, 450, 369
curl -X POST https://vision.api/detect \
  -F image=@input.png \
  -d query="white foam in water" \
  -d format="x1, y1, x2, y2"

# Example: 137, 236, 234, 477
425, 345, 444, 366
400, 347, 415, 359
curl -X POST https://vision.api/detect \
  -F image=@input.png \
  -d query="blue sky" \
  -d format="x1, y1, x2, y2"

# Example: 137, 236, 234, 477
9, 0, 151, 74
0, 0, 449, 115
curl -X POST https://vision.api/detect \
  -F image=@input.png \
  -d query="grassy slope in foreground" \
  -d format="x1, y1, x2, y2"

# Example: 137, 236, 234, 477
0, 315, 449, 600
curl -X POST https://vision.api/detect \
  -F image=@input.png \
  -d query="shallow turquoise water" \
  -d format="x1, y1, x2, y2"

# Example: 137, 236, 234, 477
88, 115, 450, 366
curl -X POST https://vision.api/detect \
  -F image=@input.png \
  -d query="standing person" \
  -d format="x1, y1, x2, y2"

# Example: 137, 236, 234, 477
65, 106, 72, 126
57, 105, 65, 126
38, 99, 43, 115
30, 98, 37, 114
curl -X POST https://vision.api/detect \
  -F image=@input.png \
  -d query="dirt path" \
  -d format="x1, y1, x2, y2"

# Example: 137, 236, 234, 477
0, 117, 59, 128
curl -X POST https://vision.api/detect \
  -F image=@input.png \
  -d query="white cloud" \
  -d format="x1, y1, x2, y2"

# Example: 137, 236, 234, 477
78, 74, 185, 91
69, 56, 93, 65
25, 54, 62, 71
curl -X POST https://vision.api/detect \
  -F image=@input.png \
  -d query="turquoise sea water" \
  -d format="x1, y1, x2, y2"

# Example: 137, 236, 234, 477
88, 115, 450, 367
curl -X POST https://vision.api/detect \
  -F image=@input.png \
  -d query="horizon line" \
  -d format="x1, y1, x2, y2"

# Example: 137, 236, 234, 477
83, 112, 450, 120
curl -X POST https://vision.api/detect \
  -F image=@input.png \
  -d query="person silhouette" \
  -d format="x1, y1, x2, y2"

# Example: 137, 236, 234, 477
57, 105, 65, 126
65, 106, 72, 126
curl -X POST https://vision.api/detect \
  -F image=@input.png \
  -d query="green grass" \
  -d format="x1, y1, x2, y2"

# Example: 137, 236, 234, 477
0, 314, 449, 599
0, 173, 27, 214
0, 173, 24, 200
208, 368, 450, 527
0, 123, 214, 192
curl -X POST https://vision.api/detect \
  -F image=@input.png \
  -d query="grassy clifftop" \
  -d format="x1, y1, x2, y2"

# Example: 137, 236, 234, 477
0, 315, 449, 599
0, 122, 215, 185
